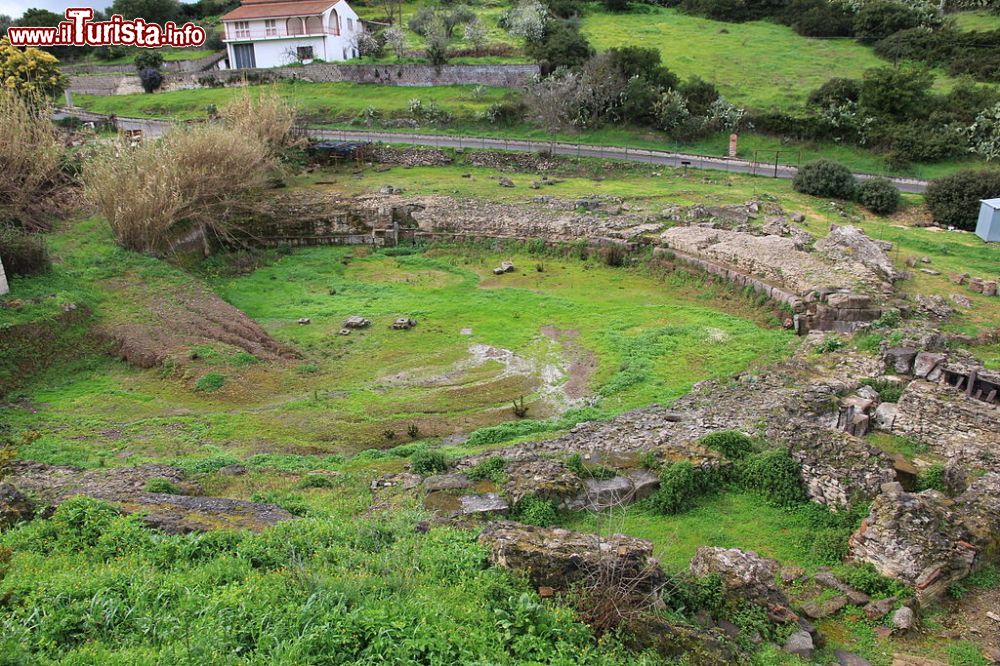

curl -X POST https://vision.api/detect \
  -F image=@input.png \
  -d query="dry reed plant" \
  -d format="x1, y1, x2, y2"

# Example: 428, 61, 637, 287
85, 124, 274, 254
0, 92, 63, 230
219, 88, 300, 153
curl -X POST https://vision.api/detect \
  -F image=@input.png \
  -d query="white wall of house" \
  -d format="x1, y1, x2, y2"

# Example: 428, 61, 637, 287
223, 0, 363, 69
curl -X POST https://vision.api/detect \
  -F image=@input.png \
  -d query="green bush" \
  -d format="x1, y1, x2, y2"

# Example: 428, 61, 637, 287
925, 170, 1000, 230
700, 430, 754, 460
856, 177, 901, 215
834, 562, 911, 599
860, 378, 904, 403
410, 448, 449, 475
512, 495, 558, 526
144, 478, 182, 494
650, 461, 724, 515
853, 0, 923, 44
251, 490, 311, 516
465, 456, 508, 484
792, 159, 857, 199
297, 474, 336, 489
194, 373, 226, 392
737, 449, 804, 507
0, 225, 51, 276
565, 453, 617, 480
917, 463, 946, 492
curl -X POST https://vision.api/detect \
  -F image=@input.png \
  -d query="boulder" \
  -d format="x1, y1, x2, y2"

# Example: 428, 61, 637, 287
816, 225, 900, 282
458, 493, 509, 516
0, 482, 34, 529
503, 459, 583, 507
218, 464, 247, 476
874, 402, 899, 430
423, 473, 473, 492
813, 571, 870, 606
783, 629, 815, 658
479, 521, 664, 593
836, 650, 872, 666
864, 597, 897, 621
391, 317, 417, 330
801, 595, 848, 619
892, 606, 916, 631
690, 547, 791, 616
913, 352, 945, 379
343, 315, 371, 329
884, 348, 918, 375
849, 485, 977, 602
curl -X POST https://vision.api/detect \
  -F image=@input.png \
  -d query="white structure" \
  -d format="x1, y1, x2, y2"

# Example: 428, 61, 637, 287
0, 255, 8, 296
976, 198, 1000, 243
221, 0, 363, 69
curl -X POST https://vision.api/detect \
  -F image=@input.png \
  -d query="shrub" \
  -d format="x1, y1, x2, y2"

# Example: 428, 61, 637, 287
853, 0, 923, 44
700, 430, 754, 460
917, 463, 946, 492
465, 456, 508, 484
860, 378, 904, 403
144, 477, 182, 494
512, 495, 557, 525
134, 51, 164, 71
650, 461, 723, 514
0, 225, 50, 276
410, 448, 449, 475
566, 453, 617, 480
139, 67, 164, 94
297, 474, 336, 489
85, 124, 275, 253
0, 91, 63, 231
925, 169, 1000, 230
808, 78, 862, 107
251, 490, 310, 516
835, 562, 911, 599
856, 177, 901, 215
859, 65, 934, 122
527, 19, 594, 73
793, 159, 857, 199
737, 448, 804, 507
194, 373, 226, 392
599, 243, 626, 267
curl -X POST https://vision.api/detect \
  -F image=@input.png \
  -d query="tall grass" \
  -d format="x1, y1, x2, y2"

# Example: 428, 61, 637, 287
85, 124, 274, 254
0, 92, 63, 230
218, 88, 300, 153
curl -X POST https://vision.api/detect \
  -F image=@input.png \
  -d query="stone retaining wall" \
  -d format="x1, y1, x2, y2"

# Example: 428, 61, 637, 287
70, 62, 540, 96
63, 52, 225, 75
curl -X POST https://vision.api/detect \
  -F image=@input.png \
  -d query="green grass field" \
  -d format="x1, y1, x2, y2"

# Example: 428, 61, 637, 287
952, 9, 1000, 31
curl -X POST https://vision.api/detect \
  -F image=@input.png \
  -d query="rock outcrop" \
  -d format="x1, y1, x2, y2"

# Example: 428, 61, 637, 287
816, 225, 901, 282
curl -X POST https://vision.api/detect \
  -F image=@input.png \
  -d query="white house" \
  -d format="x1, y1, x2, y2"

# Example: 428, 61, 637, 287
220, 0, 363, 69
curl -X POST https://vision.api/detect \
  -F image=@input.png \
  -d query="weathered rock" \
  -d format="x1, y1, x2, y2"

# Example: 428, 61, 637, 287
816, 225, 901, 282
391, 317, 417, 330
892, 606, 916, 631
458, 493, 509, 516
874, 402, 899, 430
498, 177, 515, 188
801, 595, 848, 619
783, 629, 815, 658
954, 473, 1000, 559
117, 493, 295, 533
503, 459, 583, 507
0, 482, 34, 529
813, 571, 870, 605
884, 348, 918, 374
836, 650, 872, 666
479, 521, 664, 593
343, 315, 371, 329
423, 473, 473, 492
864, 597, 897, 621
218, 464, 247, 476
492, 260, 515, 275
630, 618, 739, 665
913, 352, 946, 379
690, 547, 789, 611
849, 485, 977, 602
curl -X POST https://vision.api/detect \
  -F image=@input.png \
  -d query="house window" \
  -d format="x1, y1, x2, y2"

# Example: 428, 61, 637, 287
264, 19, 277, 36
297, 46, 314, 61
233, 21, 250, 39
347, 18, 353, 32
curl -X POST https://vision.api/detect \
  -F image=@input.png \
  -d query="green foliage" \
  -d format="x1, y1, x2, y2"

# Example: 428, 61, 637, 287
566, 453, 617, 480
791, 501, 869, 566
174, 454, 240, 474
860, 378, 904, 403
925, 170, 1000, 230
410, 448, 450, 475
250, 490, 311, 516
465, 456, 508, 484
650, 461, 724, 514
853, 0, 923, 44
833, 562, 911, 599
816, 335, 846, 353
511, 495, 558, 526
144, 477, 182, 494
133, 51, 164, 72
859, 65, 934, 122
917, 463, 946, 492
0, 225, 51, 277
194, 372, 226, 392
700, 430, 754, 460
792, 159, 857, 199
856, 177, 901, 215
297, 474, 337, 489
946, 641, 989, 666
737, 448, 804, 507
527, 19, 594, 72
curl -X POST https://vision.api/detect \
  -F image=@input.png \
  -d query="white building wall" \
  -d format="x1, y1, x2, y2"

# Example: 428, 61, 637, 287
224, 0, 364, 69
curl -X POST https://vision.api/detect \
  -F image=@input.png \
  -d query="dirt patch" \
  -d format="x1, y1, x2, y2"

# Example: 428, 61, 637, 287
541, 326, 596, 401
98, 276, 295, 369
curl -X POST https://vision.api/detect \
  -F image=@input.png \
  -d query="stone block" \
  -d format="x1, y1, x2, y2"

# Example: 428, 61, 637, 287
913, 352, 945, 379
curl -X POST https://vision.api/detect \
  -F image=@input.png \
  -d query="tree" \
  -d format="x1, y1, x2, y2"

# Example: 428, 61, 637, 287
134, 51, 164, 71
526, 19, 593, 73
110, 0, 182, 25
384, 26, 406, 59
859, 65, 933, 121
0, 38, 68, 99
964, 103, 1000, 161
424, 18, 450, 67
925, 170, 1000, 230
500, 0, 548, 41
852, 0, 922, 44
0, 14, 12, 37
139, 67, 164, 93
463, 19, 488, 54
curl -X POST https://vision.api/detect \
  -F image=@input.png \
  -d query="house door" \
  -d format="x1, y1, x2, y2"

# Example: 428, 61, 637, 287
232, 43, 256, 69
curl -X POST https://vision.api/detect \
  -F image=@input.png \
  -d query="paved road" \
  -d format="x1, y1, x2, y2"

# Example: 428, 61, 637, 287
56, 108, 930, 193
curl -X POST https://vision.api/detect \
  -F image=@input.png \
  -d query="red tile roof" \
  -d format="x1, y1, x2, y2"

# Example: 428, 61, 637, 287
221, 0, 338, 21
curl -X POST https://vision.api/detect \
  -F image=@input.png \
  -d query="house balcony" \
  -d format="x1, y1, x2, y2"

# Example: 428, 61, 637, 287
223, 19, 342, 42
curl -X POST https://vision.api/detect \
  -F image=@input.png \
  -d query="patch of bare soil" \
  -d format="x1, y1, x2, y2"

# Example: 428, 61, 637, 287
934, 586, 1000, 661
541, 326, 596, 401
99, 276, 295, 369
